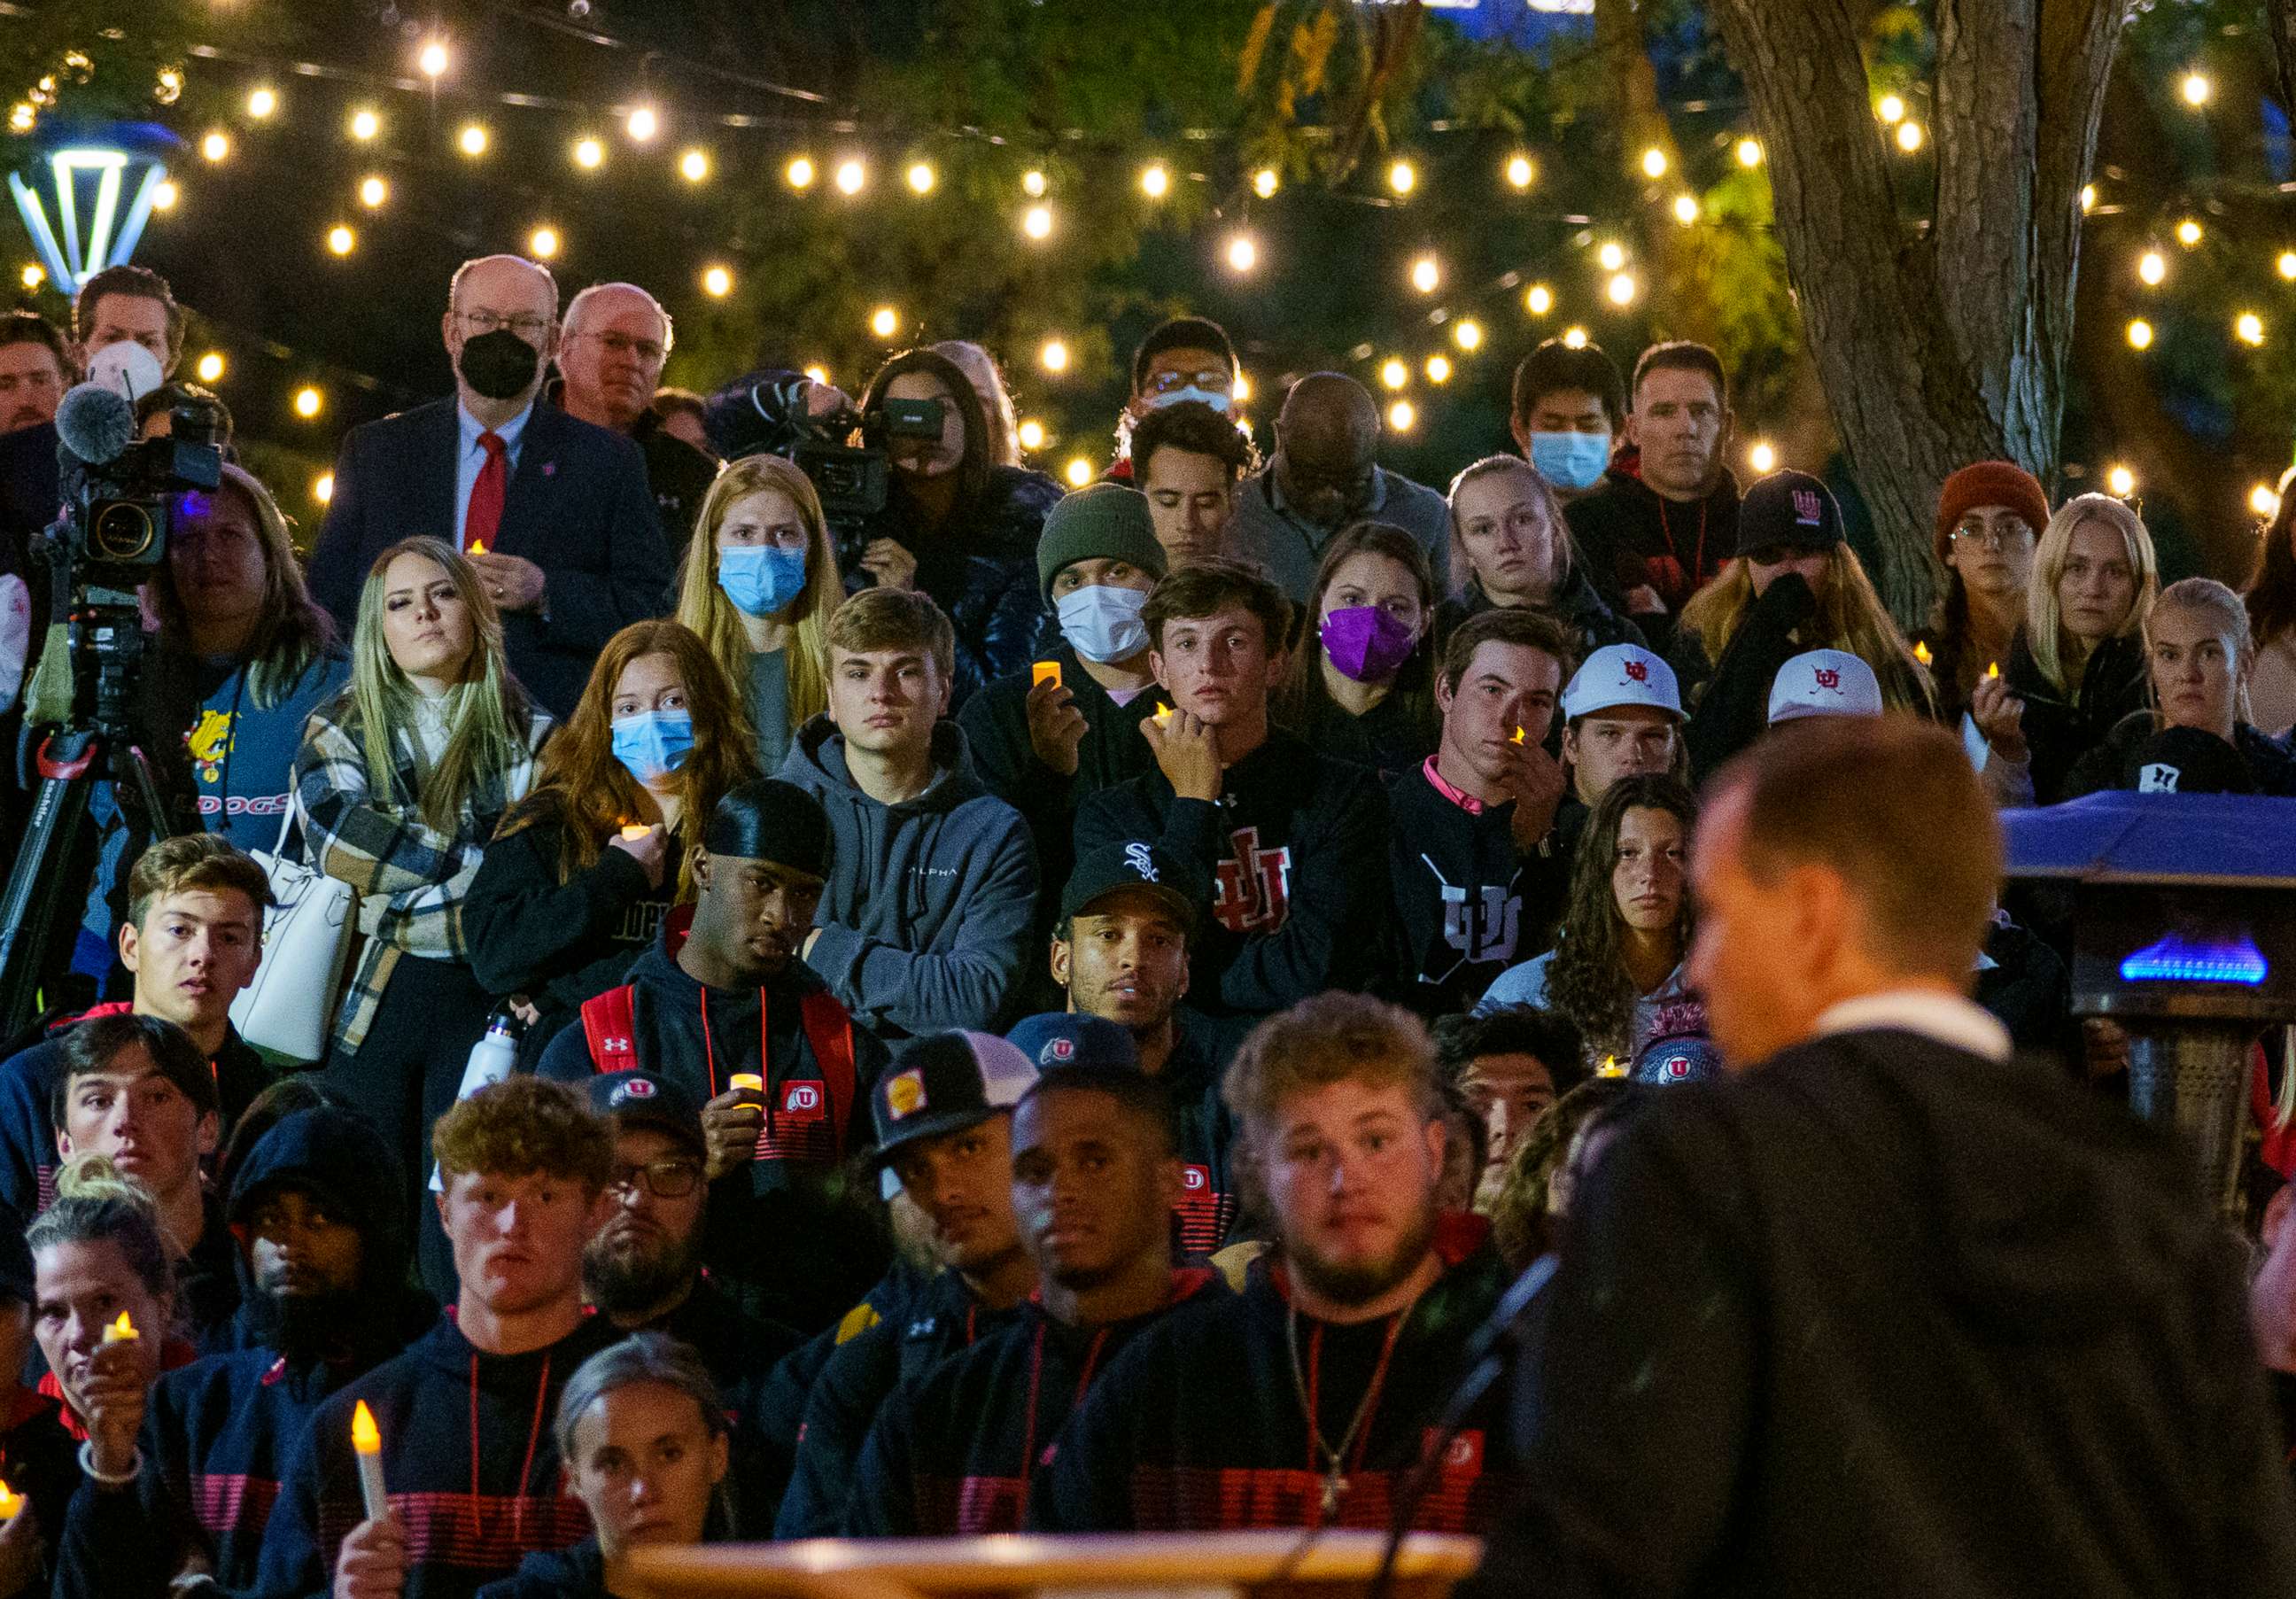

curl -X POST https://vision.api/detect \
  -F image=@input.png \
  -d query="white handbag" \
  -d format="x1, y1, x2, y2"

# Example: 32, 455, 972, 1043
227, 803, 358, 1062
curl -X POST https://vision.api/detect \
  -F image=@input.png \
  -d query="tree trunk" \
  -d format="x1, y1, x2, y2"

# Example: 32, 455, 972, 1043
1705, 0, 2133, 625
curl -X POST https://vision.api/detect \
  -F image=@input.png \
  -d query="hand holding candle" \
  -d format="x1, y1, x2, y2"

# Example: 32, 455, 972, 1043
1032, 660, 1063, 689
352, 1401, 389, 1524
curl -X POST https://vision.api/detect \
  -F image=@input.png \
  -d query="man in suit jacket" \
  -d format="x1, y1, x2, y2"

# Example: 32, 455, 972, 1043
306, 252, 671, 718
1478, 715, 2296, 1598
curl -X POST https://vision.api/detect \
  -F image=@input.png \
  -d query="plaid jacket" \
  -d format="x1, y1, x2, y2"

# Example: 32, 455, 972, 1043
292, 695, 554, 1054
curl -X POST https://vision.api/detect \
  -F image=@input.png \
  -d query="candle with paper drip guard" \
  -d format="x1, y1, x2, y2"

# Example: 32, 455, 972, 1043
102, 1312, 137, 1344
351, 1401, 389, 1523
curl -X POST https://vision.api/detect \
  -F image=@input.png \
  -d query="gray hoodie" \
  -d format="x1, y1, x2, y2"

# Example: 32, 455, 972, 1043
780, 715, 1038, 1037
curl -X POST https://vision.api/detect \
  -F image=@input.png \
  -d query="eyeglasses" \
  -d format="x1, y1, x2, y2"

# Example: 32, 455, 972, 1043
573, 330, 667, 363
1144, 368, 1232, 394
1950, 518, 2034, 550
605, 1158, 702, 1199
458, 310, 553, 340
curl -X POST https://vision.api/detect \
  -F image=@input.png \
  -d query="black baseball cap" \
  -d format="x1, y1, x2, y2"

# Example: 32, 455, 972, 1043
1737, 469, 1844, 559
585, 1070, 707, 1160
1059, 841, 1199, 927
871, 1030, 1039, 1168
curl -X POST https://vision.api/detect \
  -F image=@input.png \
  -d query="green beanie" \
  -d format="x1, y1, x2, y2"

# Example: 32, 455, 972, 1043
1036, 481, 1167, 604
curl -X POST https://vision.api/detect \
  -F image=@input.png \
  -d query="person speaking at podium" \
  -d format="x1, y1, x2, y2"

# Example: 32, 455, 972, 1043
1474, 716, 2296, 1598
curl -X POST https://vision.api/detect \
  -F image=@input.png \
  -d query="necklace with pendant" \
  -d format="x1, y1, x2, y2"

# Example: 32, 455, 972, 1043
1285, 1300, 1405, 1523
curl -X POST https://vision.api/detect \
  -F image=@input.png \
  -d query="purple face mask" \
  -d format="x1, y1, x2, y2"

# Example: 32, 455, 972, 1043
1320, 604, 1419, 683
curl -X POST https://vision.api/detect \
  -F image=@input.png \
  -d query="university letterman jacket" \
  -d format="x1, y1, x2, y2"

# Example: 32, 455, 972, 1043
1032, 1215, 1513, 1534
848, 1269, 1226, 1537
254, 1312, 617, 1599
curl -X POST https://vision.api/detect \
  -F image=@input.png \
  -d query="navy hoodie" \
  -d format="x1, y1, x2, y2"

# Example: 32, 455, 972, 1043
1033, 1215, 1512, 1533
535, 912, 891, 1333
256, 1312, 617, 1599
1385, 760, 1569, 1018
620, 1275, 800, 1537
775, 1267, 1025, 1538
1075, 727, 1392, 1019
776, 716, 1038, 1038
850, 1269, 1225, 1537
0, 1387, 79, 1596
53, 1105, 428, 1598
473, 1537, 607, 1599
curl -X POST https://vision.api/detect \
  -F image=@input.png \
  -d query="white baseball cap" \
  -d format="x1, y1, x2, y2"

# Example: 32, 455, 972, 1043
1766, 648, 1883, 724
1561, 643, 1683, 721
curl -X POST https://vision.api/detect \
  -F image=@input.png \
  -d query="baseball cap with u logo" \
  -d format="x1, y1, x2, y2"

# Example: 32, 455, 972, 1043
1766, 648, 1883, 725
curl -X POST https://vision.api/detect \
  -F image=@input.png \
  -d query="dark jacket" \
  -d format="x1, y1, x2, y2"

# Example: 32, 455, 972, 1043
0, 1387, 78, 1599
2000, 627, 2152, 807
1562, 448, 1740, 625
853, 1269, 1226, 1537
864, 468, 1059, 710
1431, 569, 1646, 664
1075, 728, 1392, 1020
474, 1539, 607, 1599
535, 912, 890, 1333
256, 1311, 618, 1599
2063, 710, 2296, 801
623, 1275, 802, 1535
1482, 1027, 2296, 1599
463, 804, 673, 1058
1385, 760, 1568, 1018
629, 407, 719, 563
1033, 1215, 1512, 1533
1164, 1009, 1248, 1253
306, 397, 674, 719
777, 718, 1037, 1039
1279, 687, 1438, 785
747, 1261, 934, 1468
775, 1267, 1025, 1539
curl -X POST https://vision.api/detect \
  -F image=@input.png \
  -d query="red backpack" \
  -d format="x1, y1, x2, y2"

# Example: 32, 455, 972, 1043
576, 982, 859, 1152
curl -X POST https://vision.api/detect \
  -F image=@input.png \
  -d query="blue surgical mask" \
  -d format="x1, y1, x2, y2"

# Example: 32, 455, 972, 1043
1056, 585, 1151, 664
1528, 431, 1611, 493
611, 710, 695, 785
718, 544, 809, 617
1146, 385, 1232, 415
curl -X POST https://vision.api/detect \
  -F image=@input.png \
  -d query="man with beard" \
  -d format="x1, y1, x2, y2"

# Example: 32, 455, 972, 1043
773, 1029, 1041, 1538
581, 1069, 798, 1536
1034, 991, 1511, 1533
849, 1066, 1222, 1535
305, 252, 671, 718
50, 1106, 427, 1597
538, 779, 888, 1332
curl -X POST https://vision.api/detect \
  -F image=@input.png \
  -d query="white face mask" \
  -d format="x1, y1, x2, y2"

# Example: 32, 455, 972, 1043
1145, 384, 1231, 415
1056, 585, 1151, 664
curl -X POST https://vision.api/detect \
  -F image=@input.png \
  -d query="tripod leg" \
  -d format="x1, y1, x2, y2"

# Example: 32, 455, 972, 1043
0, 738, 98, 1036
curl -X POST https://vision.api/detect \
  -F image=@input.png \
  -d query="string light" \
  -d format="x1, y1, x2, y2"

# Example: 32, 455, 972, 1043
1424, 354, 1452, 384
2252, 483, 2283, 519
834, 159, 866, 195
417, 39, 449, 79
1524, 283, 1554, 316
246, 87, 276, 119
2236, 311, 2267, 346
1736, 137, 1763, 167
1672, 193, 1700, 224
702, 265, 733, 298
293, 386, 323, 419
785, 156, 815, 190
1017, 419, 1046, 451
350, 108, 380, 142
1896, 121, 1925, 153
201, 131, 229, 162
195, 352, 224, 383
1640, 146, 1668, 179
1039, 338, 1070, 374
1139, 162, 1170, 198
1748, 441, 1777, 474
1379, 358, 1408, 391
529, 226, 560, 260
17, 264, 41, 291
2080, 184, 2096, 213
2106, 464, 2137, 497
1563, 326, 1589, 348
458, 124, 489, 158
151, 181, 177, 211
9, 105, 34, 135
2125, 318, 2153, 350
1022, 168, 1048, 198
1596, 241, 1625, 271
1253, 167, 1279, 198
1065, 457, 1094, 487
1022, 205, 1053, 240
2281, 250, 2296, 281
2180, 71, 2212, 107
574, 136, 605, 170
626, 105, 660, 143
679, 149, 710, 183
1409, 255, 1440, 294
1387, 159, 1416, 196
2137, 250, 2166, 285
1452, 318, 1483, 352
1505, 154, 1536, 190
2176, 218, 2202, 247
1876, 94, 1905, 124
1387, 399, 1416, 431
358, 176, 387, 209
314, 471, 334, 504
905, 161, 936, 195
1225, 233, 1257, 273
870, 306, 900, 338
326, 224, 355, 256
1606, 272, 1639, 306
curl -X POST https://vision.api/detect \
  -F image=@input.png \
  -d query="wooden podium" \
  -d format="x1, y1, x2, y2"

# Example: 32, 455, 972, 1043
612, 1530, 1484, 1599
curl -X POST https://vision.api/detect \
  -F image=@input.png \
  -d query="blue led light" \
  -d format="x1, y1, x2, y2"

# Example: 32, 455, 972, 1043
2119, 933, 2269, 985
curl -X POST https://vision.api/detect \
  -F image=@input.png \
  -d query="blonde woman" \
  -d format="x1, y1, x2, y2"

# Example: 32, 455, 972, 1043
1438, 454, 1642, 656
1967, 492, 2159, 805
673, 453, 843, 771
292, 536, 552, 1188
1674, 470, 1932, 778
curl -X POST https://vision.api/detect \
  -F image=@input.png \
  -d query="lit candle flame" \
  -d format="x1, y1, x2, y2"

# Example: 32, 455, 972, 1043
352, 1400, 382, 1455
1598, 1055, 1624, 1077
467, 539, 487, 556
0, 1477, 20, 1520
1984, 661, 2000, 680
1913, 640, 1933, 667
1153, 702, 1173, 726
618, 823, 651, 842
104, 1312, 137, 1343
729, 1073, 764, 1093
1512, 726, 1527, 745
